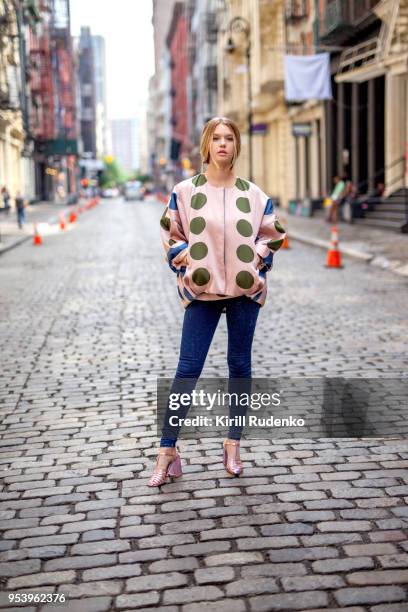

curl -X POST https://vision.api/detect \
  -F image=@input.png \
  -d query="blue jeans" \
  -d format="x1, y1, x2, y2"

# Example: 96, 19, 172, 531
160, 295, 261, 446
17, 208, 25, 228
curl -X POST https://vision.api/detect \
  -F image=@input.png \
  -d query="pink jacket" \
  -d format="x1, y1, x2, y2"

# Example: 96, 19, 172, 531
160, 174, 286, 309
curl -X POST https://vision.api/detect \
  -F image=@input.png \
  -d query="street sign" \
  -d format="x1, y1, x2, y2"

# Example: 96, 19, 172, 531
292, 122, 312, 137
251, 123, 268, 135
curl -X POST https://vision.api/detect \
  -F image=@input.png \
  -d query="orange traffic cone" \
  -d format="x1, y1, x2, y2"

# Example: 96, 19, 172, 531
280, 217, 290, 248
33, 223, 42, 245
59, 213, 66, 230
69, 210, 77, 223
325, 226, 343, 268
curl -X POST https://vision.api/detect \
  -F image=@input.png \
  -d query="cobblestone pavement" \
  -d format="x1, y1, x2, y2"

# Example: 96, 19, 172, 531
0, 197, 407, 612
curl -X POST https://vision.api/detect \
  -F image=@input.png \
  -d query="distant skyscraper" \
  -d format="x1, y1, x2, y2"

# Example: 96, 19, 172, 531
92, 35, 108, 158
110, 118, 140, 173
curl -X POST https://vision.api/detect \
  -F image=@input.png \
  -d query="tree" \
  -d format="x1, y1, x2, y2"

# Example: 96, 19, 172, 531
101, 157, 128, 187
129, 169, 152, 184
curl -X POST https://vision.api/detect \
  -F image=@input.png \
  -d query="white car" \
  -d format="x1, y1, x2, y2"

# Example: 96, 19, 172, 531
102, 187, 119, 198
124, 181, 143, 201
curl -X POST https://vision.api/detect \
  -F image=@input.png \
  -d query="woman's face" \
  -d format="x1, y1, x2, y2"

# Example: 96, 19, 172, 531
209, 124, 235, 167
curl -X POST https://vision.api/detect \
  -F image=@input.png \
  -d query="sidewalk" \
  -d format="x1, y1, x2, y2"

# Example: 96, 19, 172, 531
0, 200, 77, 255
283, 209, 408, 277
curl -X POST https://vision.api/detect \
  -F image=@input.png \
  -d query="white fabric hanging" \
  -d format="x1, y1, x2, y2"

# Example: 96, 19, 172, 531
284, 53, 332, 101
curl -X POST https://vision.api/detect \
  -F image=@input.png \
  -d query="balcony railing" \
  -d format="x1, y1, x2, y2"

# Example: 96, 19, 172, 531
0, 66, 20, 110
285, 0, 307, 22
318, 0, 380, 43
314, 0, 354, 44
205, 12, 217, 44
352, 0, 380, 23
205, 65, 217, 91
322, 0, 352, 36
336, 0, 399, 82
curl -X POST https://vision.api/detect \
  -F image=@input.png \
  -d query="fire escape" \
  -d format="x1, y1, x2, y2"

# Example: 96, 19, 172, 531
29, 24, 55, 139
50, 0, 77, 149
335, 0, 408, 82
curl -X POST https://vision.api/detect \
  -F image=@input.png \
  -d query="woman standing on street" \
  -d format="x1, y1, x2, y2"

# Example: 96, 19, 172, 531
148, 116, 286, 487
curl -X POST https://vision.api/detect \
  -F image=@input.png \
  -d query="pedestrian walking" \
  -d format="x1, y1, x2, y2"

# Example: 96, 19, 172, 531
15, 191, 27, 229
1, 186, 11, 215
148, 116, 287, 487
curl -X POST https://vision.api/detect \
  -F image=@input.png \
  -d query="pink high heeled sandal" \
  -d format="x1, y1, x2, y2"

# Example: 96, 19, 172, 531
223, 438, 244, 477
147, 446, 182, 487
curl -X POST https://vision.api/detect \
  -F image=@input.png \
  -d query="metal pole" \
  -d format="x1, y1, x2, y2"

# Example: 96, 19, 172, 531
247, 44, 253, 182
226, 16, 252, 181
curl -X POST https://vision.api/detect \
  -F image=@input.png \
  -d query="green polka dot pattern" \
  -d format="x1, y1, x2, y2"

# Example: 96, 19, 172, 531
267, 238, 285, 251
160, 207, 170, 231
236, 197, 250, 213
274, 219, 286, 233
236, 271, 254, 289
190, 242, 208, 260
191, 193, 207, 210
236, 219, 253, 237
192, 268, 210, 285
190, 217, 206, 234
235, 178, 250, 191
237, 245, 255, 263
192, 174, 207, 186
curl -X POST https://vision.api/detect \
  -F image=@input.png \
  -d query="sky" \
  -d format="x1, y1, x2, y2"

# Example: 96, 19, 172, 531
70, 0, 154, 121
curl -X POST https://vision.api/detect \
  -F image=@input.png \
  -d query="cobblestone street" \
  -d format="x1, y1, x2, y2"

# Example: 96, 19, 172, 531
1, 198, 408, 612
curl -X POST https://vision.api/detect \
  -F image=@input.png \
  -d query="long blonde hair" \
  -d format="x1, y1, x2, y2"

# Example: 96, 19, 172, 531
200, 117, 241, 173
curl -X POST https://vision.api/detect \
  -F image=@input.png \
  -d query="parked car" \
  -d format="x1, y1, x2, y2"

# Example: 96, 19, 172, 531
102, 187, 119, 198
124, 181, 144, 201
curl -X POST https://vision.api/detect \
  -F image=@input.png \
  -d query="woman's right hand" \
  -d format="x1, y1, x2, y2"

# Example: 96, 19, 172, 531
173, 247, 189, 267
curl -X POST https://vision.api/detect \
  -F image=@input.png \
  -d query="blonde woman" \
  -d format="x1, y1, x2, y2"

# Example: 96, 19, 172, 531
148, 117, 286, 487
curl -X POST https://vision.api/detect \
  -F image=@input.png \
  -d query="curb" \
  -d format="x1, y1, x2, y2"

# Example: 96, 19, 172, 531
0, 234, 31, 256
289, 230, 408, 278
0, 214, 61, 257
0, 200, 98, 258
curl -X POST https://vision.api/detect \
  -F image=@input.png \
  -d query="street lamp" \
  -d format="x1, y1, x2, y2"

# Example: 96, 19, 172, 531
225, 16, 252, 182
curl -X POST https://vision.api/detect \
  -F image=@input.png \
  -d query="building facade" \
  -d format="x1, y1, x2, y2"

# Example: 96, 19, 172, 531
77, 26, 96, 158
92, 35, 108, 160
284, 0, 327, 209
322, 0, 408, 193
217, 0, 292, 203
166, 2, 191, 183
0, 0, 77, 206
188, 0, 219, 171
27, 0, 78, 202
149, 0, 176, 188
110, 118, 140, 174
0, 0, 25, 200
